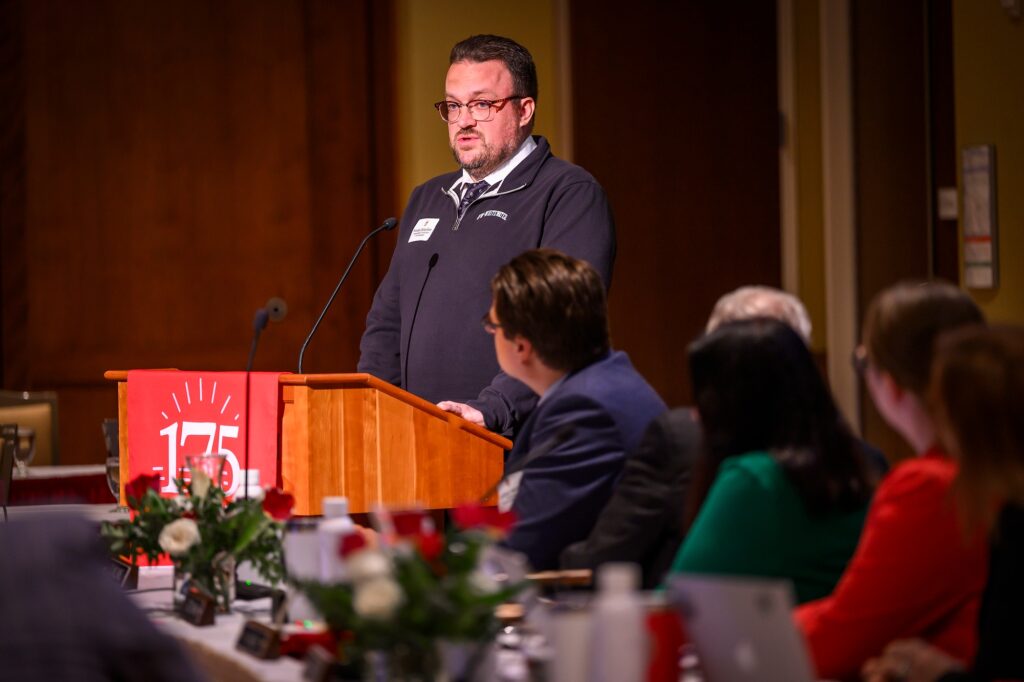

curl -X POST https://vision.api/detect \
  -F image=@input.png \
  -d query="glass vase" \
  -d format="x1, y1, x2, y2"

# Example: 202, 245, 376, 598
172, 564, 188, 611
362, 644, 440, 682
216, 554, 236, 612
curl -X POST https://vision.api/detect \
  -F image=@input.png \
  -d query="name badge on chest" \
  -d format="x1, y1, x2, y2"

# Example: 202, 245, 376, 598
409, 218, 439, 243
498, 471, 523, 513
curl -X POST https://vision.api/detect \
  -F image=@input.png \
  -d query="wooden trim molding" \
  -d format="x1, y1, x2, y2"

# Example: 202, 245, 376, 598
778, 0, 800, 296
819, 0, 861, 430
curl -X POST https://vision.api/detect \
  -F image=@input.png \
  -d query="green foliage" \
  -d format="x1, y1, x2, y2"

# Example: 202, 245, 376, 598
100, 475, 285, 601
296, 527, 524, 668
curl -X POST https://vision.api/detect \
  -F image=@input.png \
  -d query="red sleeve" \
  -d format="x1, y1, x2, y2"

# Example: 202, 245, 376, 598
795, 456, 987, 681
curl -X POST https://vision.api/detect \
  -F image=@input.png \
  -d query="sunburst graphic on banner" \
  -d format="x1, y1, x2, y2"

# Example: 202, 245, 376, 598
155, 376, 244, 497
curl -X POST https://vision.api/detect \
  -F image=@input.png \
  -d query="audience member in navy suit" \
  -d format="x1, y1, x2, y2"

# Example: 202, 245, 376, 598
485, 248, 667, 570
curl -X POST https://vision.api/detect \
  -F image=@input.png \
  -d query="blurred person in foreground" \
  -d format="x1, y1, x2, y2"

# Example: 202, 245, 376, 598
485, 249, 665, 570
0, 514, 205, 682
796, 281, 988, 681
667, 317, 874, 603
560, 285, 848, 588
863, 325, 1024, 682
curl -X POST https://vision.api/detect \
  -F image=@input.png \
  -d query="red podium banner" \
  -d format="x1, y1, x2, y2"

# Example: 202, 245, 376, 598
126, 371, 284, 497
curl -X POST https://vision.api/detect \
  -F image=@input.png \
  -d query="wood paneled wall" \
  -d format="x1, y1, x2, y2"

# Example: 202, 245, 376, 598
853, 0, 936, 461
569, 1, 781, 408
1, 0, 396, 465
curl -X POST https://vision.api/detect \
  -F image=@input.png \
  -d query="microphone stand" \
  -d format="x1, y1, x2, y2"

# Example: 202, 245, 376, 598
297, 217, 397, 374
243, 308, 271, 500
403, 253, 439, 391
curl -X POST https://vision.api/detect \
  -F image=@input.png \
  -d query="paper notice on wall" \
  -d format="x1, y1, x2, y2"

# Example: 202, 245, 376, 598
961, 145, 997, 289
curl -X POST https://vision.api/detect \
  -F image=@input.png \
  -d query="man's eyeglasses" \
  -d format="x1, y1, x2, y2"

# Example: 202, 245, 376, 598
481, 313, 503, 335
851, 345, 870, 377
434, 97, 524, 123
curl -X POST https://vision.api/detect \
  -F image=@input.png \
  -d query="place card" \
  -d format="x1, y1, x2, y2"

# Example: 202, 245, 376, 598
237, 620, 281, 660
107, 557, 139, 590
178, 584, 216, 626
303, 644, 336, 682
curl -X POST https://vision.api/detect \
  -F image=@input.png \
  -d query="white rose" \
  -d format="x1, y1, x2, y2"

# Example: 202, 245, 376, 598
191, 470, 211, 498
353, 577, 403, 620
158, 518, 200, 556
346, 549, 392, 584
468, 569, 499, 594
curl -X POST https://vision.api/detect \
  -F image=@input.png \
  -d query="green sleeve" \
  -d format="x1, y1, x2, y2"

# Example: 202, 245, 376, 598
669, 461, 782, 577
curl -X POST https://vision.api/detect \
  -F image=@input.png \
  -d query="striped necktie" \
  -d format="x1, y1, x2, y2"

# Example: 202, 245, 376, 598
458, 180, 490, 219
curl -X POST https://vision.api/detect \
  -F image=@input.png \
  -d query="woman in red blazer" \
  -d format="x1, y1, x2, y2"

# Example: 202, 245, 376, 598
863, 326, 1024, 682
795, 281, 988, 681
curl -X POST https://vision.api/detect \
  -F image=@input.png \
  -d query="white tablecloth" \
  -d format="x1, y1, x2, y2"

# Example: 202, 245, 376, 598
133, 567, 306, 682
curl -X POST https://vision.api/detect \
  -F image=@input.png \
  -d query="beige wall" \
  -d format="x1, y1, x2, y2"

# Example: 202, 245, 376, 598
394, 0, 564, 202
792, 0, 827, 353
953, 2, 1024, 324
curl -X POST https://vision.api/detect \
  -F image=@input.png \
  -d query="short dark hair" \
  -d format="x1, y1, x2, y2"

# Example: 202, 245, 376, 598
491, 249, 609, 372
687, 318, 872, 519
450, 34, 538, 101
863, 281, 985, 397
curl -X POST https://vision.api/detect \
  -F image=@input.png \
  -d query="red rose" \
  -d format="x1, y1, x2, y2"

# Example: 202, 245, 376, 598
261, 487, 294, 520
452, 503, 516, 532
452, 504, 486, 529
391, 509, 430, 537
338, 531, 368, 558
124, 474, 160, 509
416, 532, 445, 562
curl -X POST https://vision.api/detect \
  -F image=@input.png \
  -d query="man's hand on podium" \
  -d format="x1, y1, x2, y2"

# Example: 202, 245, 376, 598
437, 401, 485, 427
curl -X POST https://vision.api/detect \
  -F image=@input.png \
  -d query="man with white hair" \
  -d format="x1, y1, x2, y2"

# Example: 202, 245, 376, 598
706, 285, 812, 342
560, 285, 884, 587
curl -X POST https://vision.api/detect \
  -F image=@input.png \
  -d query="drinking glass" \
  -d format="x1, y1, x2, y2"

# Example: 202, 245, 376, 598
12, 426, 36, 477
186, 453, 228, 492
102, 418, 125, 509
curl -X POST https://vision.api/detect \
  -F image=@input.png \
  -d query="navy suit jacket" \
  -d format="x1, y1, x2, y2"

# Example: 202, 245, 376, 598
560, 408, 701, 588
501, 350, 667, 570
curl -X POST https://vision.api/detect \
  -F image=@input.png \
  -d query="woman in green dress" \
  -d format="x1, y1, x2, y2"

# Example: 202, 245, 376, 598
668, 317, 874, 603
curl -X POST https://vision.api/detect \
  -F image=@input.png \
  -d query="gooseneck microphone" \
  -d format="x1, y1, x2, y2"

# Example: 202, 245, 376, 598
252, 308, 270, 340
243, 297, 288, 498
403, 253, 439, 391
246, 297, 288, 373
297, 217, 398, 373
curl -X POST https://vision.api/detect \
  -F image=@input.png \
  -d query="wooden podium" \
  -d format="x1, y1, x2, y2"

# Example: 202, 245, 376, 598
105, 371, 510, 515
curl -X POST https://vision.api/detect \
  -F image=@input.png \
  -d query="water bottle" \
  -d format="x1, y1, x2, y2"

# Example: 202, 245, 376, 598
318, 496, 356, 582
283, 517, 321, 622
590, 563, 646, 682
240, 468, 264, 501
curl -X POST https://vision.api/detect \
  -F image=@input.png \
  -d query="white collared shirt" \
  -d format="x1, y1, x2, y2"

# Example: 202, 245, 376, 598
453, 135, 538, 197
498, 371, 568, 512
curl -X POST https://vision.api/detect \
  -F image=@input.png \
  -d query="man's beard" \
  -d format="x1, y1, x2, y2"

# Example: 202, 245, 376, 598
451, 128, 520, 179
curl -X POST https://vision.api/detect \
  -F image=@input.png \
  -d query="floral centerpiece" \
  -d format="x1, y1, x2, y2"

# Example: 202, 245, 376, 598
101, 455, 293, 612
296, 504, 528, 680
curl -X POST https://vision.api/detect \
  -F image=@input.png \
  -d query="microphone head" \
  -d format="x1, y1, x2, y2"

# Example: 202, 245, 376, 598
252, 307, 270, 333
382, 217, 398, 231
265, 296, 288, 323
428, 253, 439, 268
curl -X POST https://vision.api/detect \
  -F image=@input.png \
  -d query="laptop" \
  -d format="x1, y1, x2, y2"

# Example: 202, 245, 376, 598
667, 574, 816, 682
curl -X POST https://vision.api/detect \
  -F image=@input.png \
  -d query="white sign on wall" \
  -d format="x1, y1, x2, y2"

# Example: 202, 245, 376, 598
961, 145, 998, 290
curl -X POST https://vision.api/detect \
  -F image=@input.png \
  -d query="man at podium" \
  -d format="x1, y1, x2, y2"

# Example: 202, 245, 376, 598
484, 249, 665, 570
357, 34, 615, 439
